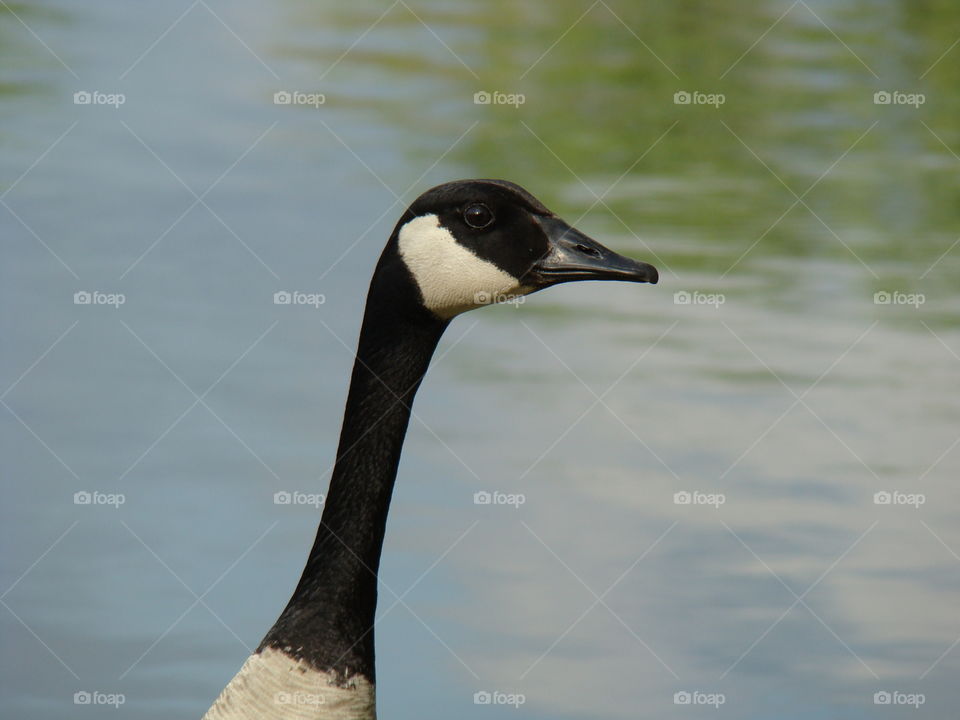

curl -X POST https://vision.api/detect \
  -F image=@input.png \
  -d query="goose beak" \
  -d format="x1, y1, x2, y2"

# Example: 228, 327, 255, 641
529, 216, 658, 286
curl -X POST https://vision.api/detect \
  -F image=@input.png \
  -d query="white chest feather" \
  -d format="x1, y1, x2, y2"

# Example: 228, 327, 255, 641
397, 214, 527, 318
203, 647, 376, 720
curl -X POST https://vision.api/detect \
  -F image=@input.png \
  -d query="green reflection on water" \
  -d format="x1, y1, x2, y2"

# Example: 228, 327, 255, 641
277, 0, 959, 320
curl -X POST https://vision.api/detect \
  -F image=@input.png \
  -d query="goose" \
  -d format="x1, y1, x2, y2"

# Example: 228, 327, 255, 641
203, 179, 658, 719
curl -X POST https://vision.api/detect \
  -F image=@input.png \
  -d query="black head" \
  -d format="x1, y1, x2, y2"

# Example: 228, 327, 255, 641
384, 179, 658, 319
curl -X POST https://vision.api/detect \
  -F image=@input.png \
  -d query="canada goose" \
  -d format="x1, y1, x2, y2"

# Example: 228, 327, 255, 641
203, 179, 658, 719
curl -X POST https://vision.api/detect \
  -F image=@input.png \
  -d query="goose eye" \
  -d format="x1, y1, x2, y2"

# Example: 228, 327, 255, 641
463, 203, 494, 229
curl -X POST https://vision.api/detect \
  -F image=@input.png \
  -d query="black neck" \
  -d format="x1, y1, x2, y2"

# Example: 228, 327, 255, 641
259, 255, 447, 683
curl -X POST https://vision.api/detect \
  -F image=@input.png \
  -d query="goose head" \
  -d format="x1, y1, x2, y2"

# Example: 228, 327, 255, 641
386, 178, 658, 319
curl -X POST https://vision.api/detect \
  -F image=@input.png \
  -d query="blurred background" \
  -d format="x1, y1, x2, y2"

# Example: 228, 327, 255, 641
2, 0, 959, 717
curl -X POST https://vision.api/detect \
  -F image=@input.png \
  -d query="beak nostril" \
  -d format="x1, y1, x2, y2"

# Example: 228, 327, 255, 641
575, 243, 601, 258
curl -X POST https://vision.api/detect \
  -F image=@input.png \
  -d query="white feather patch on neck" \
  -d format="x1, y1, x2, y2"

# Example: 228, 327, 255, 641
203, 647, 376, 720
397, 214, 528, 319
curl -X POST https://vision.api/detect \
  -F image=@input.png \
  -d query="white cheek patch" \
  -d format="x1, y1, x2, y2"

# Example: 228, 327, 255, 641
397, 214, 528, 319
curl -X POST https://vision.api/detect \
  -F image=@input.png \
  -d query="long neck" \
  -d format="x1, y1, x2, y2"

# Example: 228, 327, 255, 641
259, 283, 447, 683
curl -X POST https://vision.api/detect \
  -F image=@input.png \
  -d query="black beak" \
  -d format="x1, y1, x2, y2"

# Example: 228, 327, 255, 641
528, 216, 658, 287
